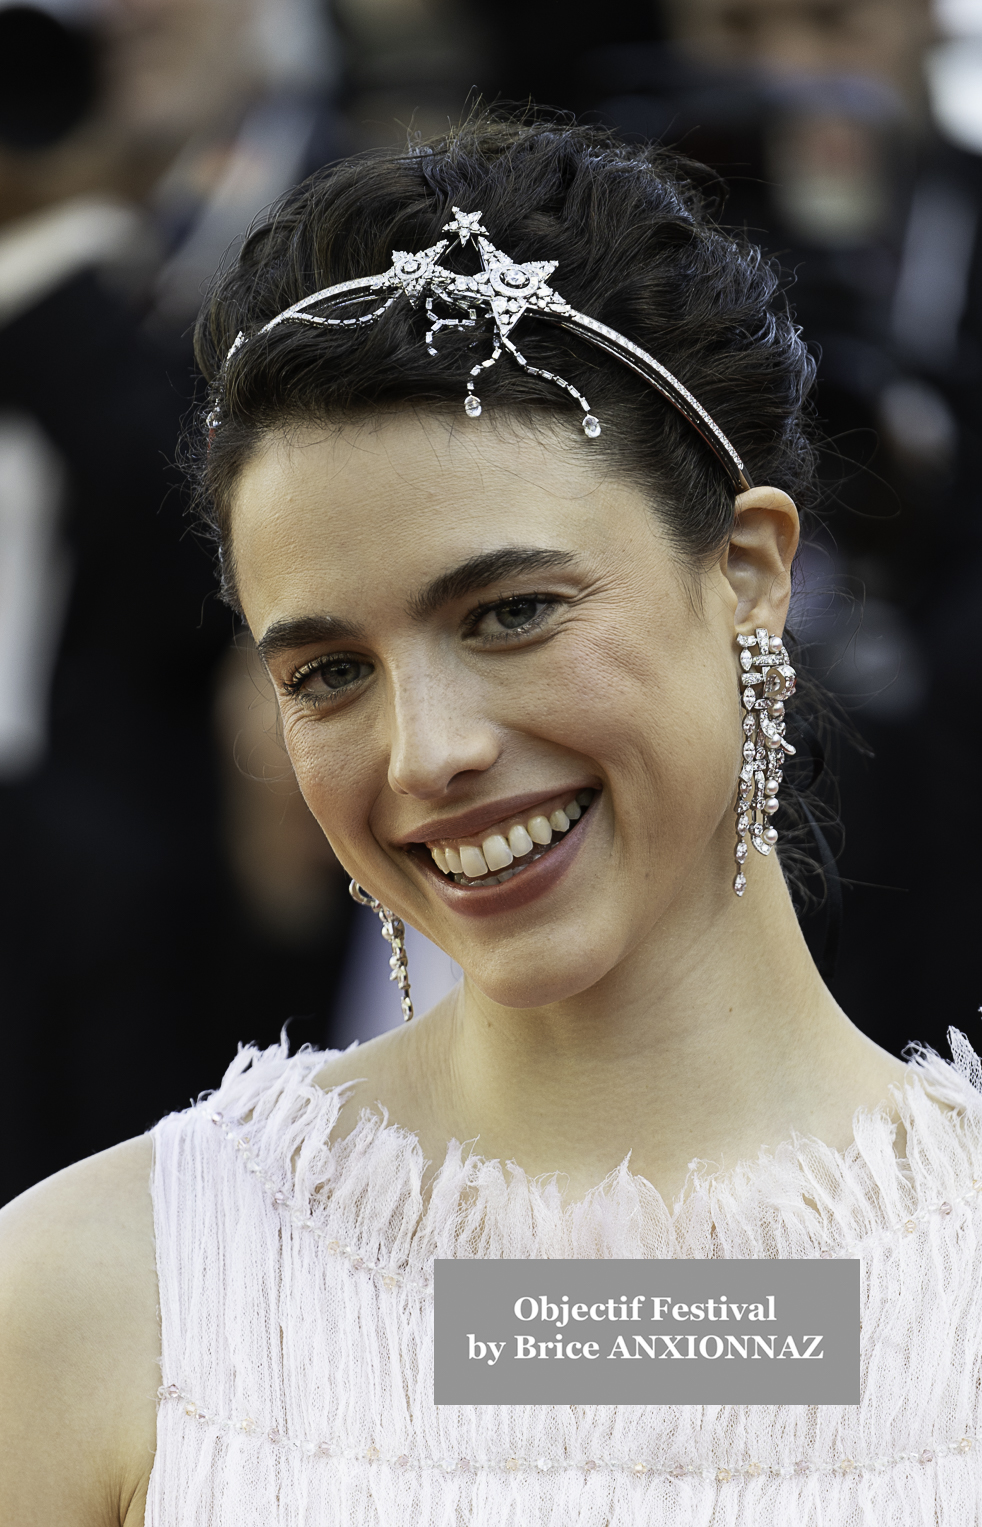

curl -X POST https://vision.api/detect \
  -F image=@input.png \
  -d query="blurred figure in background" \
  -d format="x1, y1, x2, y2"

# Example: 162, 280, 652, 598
0, 1, 220, 1207
0, 0, 352, 1206
126, 0, 345, 330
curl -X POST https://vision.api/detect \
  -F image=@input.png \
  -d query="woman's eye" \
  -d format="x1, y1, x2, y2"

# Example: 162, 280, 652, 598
473, 597, 554, 637
320, 659, 369, 690
496, 598, 540, 629
289, 656, 373, 698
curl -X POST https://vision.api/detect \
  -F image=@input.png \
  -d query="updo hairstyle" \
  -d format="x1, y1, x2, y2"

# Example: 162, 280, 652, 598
192, 114, 818, 609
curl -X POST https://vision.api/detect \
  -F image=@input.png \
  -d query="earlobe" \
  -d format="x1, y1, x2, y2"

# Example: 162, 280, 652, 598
722, 486, 800, 634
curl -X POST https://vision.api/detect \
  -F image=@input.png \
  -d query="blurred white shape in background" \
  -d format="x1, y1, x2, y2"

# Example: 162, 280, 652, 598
878, 377, 958, 466
149, 0, 339, 325
790, 543, 930, 724
251, 0, 337, 93
935, 0, 982, 34
928, 0, 982, 151
0, 195, 145, 328
332, 910, 461, 1049
0, 414, 70, 778
152, 92, 322, 323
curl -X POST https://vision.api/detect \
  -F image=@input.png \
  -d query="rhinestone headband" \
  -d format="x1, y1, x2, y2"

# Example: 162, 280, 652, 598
211, 208, 751, 492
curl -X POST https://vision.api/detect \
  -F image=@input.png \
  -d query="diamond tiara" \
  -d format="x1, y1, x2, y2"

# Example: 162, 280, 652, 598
211, 208, 751, 493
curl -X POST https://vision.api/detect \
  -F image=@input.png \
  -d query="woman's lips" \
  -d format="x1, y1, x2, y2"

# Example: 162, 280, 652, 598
412, 791, 597, 918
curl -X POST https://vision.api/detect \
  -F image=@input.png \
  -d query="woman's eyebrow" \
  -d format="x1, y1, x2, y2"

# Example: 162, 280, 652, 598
407, 547, 577, 620
256, 614, 367, 664
256, 549, 576, 661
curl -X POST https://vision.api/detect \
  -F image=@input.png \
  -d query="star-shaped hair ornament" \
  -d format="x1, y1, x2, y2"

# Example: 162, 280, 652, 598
417, 210, 598, 425
390, 241, 450, 302
442, 209, 488, 243
212, 207, 751, 489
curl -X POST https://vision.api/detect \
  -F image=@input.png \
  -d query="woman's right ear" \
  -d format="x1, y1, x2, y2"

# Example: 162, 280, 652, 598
721, 486, 799, 636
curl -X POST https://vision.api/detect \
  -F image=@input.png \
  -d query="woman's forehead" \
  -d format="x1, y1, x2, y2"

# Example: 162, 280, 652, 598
236, 411, 606, 516
231, 414, 662, 627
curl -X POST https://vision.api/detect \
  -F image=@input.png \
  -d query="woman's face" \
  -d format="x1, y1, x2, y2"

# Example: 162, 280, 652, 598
232, 411, 752, 1009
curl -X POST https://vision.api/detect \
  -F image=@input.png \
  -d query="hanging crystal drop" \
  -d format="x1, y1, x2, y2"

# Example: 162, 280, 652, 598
582, 414, 601, 438
464, 392, 482, 418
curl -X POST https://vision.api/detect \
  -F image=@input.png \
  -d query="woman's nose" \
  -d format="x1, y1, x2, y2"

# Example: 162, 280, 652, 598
386, 667, 499, 798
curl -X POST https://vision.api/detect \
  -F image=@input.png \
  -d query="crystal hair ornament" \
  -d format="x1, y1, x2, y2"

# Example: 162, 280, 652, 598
733, 628, 797, 896
212, 209, 751, 492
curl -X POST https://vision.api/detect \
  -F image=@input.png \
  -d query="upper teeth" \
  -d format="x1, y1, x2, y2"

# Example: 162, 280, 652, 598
428, 791, 593, 879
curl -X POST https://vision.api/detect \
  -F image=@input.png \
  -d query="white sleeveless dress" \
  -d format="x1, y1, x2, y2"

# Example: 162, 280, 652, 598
145, 1031, 982, 1525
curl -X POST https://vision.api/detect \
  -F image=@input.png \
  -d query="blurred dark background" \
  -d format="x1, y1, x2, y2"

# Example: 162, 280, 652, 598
1, 0, 980, 1205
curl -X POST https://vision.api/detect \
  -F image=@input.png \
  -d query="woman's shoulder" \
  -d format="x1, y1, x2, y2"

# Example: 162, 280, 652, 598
0, 1136, 159, 1525
311, 1021, 422, 1112
307, 1004, 458, 1158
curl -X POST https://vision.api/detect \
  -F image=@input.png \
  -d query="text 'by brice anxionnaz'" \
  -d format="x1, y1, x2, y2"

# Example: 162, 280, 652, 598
467, 1293, 825, 1364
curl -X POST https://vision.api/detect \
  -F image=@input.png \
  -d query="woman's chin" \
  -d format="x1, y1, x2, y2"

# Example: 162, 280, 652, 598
464, 947, 620, 1011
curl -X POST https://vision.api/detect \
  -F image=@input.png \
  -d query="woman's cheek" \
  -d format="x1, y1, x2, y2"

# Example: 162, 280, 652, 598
280, 714, 365, 840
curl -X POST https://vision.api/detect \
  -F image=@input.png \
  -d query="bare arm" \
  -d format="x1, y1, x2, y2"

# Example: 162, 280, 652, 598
0, 1137, 160, 1527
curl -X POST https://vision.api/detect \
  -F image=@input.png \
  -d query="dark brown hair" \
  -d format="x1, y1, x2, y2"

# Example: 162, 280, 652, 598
192, 113, 817, 608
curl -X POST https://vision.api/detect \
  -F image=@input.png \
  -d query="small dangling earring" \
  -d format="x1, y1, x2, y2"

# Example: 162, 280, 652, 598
733, 627, 797, 896
348, 880, 414, 1021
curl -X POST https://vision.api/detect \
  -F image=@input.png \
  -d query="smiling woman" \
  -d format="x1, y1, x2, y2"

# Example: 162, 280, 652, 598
2, 115, 982, 1527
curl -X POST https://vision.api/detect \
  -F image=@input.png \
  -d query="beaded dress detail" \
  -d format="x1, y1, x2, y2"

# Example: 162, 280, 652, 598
146, 1031, 982, 1525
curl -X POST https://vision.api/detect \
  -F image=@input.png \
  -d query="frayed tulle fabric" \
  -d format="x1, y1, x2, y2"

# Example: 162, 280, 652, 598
146, 1029, 982, 1525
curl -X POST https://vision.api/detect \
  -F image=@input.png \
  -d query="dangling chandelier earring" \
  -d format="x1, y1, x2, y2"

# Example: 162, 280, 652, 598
733, 627, 797, 896
348, 881, 415, 1021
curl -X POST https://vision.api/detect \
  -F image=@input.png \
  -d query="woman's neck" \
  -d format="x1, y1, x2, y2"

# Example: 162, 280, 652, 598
326, 850, 910, 1205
